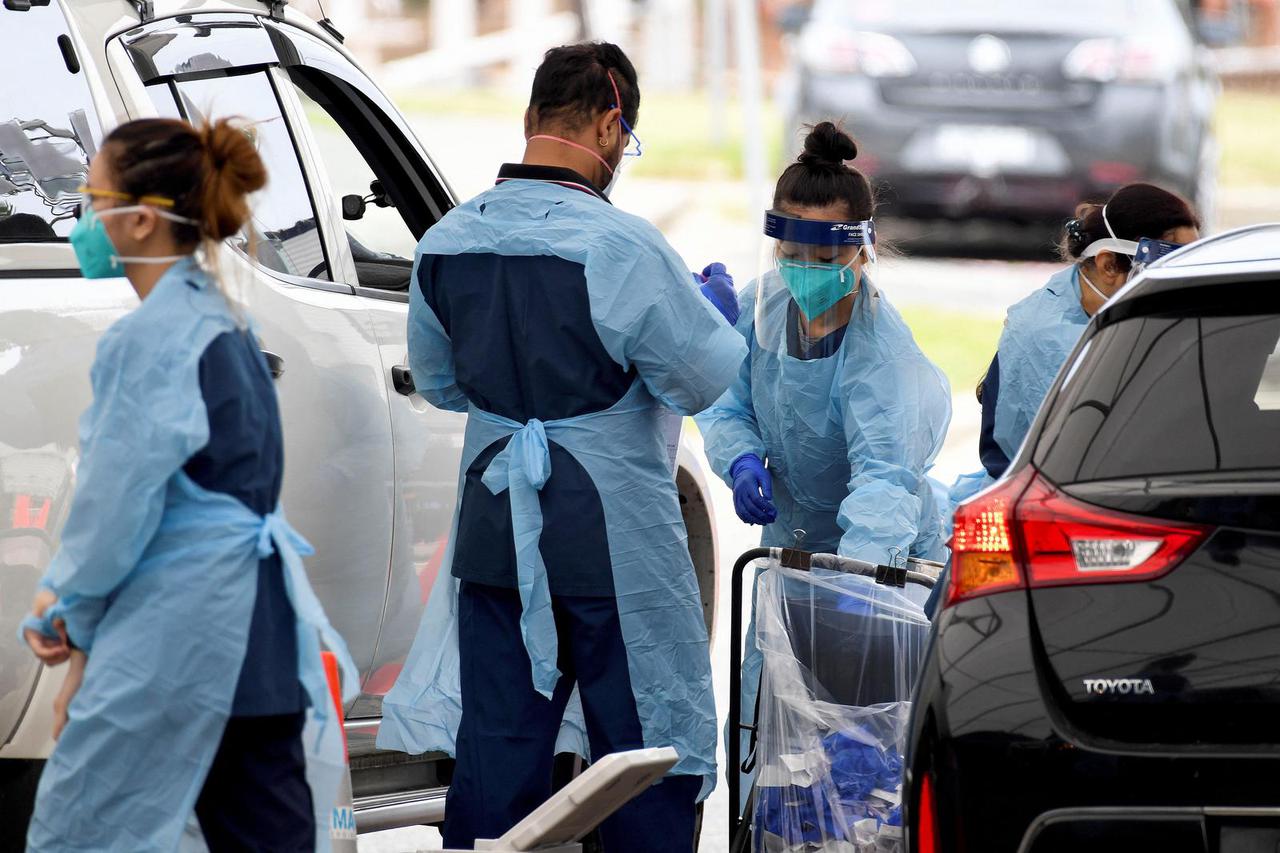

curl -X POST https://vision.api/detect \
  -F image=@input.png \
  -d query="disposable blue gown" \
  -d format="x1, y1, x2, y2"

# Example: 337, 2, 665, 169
377, 179, 748, 800
991, 265, 1089, 461
948, 266, 1089, 511
694, 277, 950, 808
695, 279, 951, 561
20, 258, 358, 853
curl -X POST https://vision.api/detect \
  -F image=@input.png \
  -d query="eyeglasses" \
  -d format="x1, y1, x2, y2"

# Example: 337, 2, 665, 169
75, 184, 180, 220
77, 184, 178, 209
606, 70, 643, 158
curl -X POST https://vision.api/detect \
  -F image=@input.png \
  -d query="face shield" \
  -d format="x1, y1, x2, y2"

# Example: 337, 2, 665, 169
756, 211, 877, 355
1127, 236, 1184, 281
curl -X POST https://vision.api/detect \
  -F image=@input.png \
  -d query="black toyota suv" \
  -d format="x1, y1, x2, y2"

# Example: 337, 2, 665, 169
906, 224, 1280, 853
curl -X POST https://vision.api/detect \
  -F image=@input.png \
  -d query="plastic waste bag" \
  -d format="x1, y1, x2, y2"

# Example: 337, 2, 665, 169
752, 565, 930, 853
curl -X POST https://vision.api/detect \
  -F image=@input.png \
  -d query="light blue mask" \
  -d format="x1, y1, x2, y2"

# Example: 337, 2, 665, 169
68, 206, 124, 279
68, 204, 198, 280
778, 258, 858, 321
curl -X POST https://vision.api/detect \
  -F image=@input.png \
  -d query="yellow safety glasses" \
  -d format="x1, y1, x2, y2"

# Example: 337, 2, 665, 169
77, 184, 178, 209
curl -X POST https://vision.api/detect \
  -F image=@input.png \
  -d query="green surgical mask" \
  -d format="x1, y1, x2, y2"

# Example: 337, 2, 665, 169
778, 257, 858, 321
68, 204, 198, 280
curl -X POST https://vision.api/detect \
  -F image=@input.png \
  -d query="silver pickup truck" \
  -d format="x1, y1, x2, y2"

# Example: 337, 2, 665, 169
0, 1, 722, 844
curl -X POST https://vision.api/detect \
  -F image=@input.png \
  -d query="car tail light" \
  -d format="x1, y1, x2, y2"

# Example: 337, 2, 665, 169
802, 29, 917, 78
946, 469, 1211, 608
1063, 37, 1173, 84
1015, 476, 1210, 587
947, 466, 1034, 606
915, 771, 940, 853
1089, 160, 1142, 186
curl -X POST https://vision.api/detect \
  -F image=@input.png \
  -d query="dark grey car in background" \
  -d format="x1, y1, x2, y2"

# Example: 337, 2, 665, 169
783, 0, 1219, 225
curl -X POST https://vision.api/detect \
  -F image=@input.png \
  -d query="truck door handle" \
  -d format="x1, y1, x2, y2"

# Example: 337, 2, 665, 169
391, 365, 415, 396
262, 350, 285, 380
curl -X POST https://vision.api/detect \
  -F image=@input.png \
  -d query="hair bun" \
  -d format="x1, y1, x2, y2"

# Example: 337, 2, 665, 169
1073, 201, 1100, 221
199, 118, 267, 241
799, 121, 858, 167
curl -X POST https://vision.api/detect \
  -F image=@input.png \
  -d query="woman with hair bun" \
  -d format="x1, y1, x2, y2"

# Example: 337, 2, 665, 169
964, 183, 1201, 491
695, 121, 952, 801
19, 117, 357, 852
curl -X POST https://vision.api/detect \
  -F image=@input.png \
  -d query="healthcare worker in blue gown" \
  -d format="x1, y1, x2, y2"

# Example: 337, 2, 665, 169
376, 43, 747, 852
19, 118, 357, 853
934, 184, 1201, 617
948, 184, 1201, 504
694, 122, 952, 808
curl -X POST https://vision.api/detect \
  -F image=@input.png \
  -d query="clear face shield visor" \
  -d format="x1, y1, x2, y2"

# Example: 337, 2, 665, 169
756, 211, 877, 353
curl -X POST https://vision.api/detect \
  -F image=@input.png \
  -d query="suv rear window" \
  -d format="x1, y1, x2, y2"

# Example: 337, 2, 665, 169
0, 4, 101, 242
1035, 311, 1280, 484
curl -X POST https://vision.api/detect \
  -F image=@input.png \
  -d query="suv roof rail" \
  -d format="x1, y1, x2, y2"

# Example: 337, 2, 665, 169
129, 0, 287, 23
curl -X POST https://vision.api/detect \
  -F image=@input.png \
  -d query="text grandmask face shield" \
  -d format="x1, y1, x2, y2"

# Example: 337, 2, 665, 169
756, 210, 877, 354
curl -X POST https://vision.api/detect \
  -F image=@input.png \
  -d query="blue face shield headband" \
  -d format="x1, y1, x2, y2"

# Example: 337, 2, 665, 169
764, 211, 876, 247
765, 211, 877, 321
1128, 236, 1185, 281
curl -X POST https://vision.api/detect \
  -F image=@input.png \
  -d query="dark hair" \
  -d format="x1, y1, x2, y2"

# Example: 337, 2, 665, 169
773, 122, 873, 221
1062, 182, 1199, 271
102, 117, 267, 246
527, 42, 639, 132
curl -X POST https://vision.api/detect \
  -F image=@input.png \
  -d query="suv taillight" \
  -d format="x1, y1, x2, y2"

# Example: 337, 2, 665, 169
947, 468, 1211, 608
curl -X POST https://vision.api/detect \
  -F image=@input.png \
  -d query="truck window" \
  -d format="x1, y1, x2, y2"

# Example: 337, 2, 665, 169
288, 80, 418, 267
169, 71, 331, 281
0, 4, 102, 242
264, 20, 453, 293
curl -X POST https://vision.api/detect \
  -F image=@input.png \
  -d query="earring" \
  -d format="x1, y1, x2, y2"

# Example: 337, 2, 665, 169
598, 137, 609, 147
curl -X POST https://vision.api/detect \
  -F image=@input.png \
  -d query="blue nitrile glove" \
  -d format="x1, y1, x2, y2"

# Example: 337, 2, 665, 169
696, 262, 740, 325
730, 453, 777, 526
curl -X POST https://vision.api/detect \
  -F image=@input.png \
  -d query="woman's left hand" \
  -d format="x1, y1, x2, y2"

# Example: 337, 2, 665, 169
25, 589, 71, 666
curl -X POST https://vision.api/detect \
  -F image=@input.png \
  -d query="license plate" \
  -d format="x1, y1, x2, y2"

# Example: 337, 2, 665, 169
932, 124, 1039, 174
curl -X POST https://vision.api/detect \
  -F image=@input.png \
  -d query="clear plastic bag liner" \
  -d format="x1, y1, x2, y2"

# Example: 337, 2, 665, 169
752, 563, 930, 852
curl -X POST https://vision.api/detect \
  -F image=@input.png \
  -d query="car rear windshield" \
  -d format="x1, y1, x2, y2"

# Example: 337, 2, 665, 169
0, 4, 101, 242
1035, 310, 1280, 484
813, 0, 1168, 34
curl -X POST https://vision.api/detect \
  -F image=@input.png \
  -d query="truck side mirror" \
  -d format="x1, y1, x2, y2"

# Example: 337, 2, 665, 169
342, 194, 366, 221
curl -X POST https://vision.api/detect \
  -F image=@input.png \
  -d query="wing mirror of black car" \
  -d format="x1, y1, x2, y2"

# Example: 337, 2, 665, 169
776, 3, 810, 34
342, 180, 395, 221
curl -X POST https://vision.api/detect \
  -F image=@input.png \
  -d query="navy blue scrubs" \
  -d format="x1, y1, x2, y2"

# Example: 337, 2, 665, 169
978, 353, 1011, 478
183, 326, 313, 848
